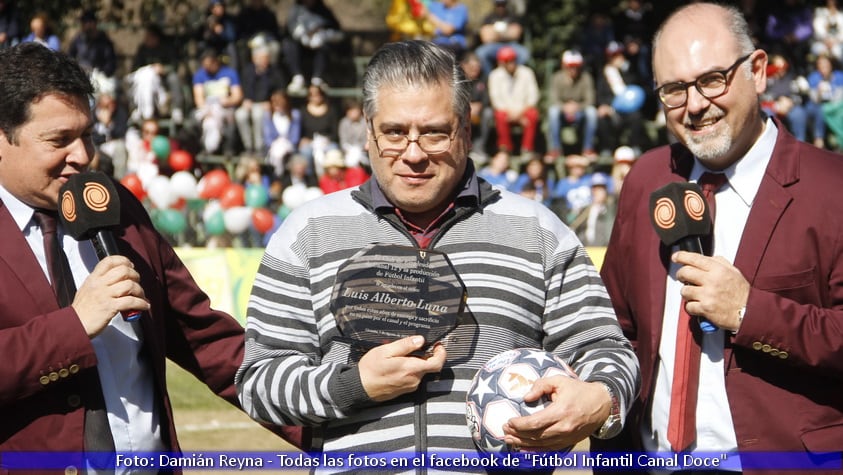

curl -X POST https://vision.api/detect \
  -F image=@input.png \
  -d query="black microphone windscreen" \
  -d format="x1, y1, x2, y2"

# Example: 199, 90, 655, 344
58, 171, 121, 240
649, 182, 712, 247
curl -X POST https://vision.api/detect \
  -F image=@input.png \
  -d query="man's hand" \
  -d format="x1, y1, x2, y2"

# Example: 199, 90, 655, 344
502, 377, 610, 450
358, 336, 446, 402
673, 251, 750, 332
72, 256, 149, 338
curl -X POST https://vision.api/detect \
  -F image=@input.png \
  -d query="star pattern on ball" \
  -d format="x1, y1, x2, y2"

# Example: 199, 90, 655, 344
472, 373, 497, 405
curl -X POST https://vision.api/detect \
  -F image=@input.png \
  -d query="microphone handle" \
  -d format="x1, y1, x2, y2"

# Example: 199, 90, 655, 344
91, 230, 141, 322
677, 236, 717, 333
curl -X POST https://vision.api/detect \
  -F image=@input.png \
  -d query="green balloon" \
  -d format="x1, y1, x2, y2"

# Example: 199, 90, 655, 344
155, 209, 187, 234
244, 184, 269, 208
277, 204, 292, 219
205, 210, 226, 236
151, 135, 171, 161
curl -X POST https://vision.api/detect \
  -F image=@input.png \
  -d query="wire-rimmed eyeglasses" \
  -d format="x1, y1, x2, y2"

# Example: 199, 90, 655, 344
655, 53, 753, 109
369, 120, 457, 158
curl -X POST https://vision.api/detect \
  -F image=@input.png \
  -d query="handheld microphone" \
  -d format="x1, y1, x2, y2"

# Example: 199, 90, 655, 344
649, 182, 716, 332
58, 171, 140, 321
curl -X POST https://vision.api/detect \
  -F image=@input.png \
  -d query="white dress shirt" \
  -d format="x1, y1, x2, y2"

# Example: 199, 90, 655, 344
644, 118, 778, 470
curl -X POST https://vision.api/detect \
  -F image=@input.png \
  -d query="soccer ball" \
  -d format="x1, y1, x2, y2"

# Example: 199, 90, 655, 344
465, 348, 578, 453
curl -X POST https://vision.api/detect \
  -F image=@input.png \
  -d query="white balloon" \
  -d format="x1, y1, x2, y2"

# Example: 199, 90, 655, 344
202, 199, 222, 223
223, 206, 253, 234
303, 187, 325, 203
170, 171, 199, 199
146, 175, 175, 209
282, 184, 308, 209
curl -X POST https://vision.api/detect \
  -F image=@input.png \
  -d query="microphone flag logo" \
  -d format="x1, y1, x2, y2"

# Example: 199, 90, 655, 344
83, 181, 111, 212
60, 190, 76, 223
653, 197, 676, 230
684, 189, 705, 221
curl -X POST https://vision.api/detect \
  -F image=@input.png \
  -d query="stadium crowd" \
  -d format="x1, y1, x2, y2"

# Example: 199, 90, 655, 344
1, 0, 840, 247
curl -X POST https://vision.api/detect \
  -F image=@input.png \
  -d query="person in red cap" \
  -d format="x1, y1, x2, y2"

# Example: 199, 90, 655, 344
488, 45, 540, 156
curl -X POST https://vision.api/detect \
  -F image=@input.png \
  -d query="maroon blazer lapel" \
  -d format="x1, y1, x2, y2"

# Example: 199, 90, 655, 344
0, 200, 61, 316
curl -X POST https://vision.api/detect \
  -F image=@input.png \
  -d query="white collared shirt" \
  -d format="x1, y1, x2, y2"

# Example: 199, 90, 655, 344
644, 118, 777, 468
0, 184, 164, 468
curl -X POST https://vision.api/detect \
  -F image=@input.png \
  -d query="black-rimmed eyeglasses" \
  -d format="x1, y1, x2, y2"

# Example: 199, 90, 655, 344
655, 54, 753, 109
369, 121, 457, 157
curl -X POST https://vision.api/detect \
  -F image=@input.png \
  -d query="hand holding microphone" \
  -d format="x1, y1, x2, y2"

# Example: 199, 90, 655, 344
59, 172, 147, 330
649, 182, 717, 332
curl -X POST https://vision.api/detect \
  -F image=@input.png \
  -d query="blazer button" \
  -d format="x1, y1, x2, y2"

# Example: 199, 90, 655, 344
769, 349, 780, 357
67, 394, 81, 408
39, 375, 50, 385
69, 364, 80, 374
778, 351, 789, 359
49, 372, 59, 381
752, 341, 763, 350
65, 466, 79, 475
59, 368, 70, 378
761, 344, 772, 353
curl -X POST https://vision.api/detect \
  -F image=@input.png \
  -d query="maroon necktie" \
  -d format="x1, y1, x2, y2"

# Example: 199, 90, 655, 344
33, 210, 115, 457
667, 172, 728, 452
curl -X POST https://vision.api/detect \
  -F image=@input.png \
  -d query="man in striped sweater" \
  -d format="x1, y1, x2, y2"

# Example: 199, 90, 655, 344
236, 40, 639, 463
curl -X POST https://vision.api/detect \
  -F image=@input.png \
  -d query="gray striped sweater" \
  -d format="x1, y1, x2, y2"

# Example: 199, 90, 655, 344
236, 176, 639, 460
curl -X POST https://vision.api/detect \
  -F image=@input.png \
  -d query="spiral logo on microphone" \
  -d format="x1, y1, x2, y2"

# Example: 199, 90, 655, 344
83, 181, 111, 212
684, 190, 706, 221
60, 190, 77, 222
653, 197, 676, 229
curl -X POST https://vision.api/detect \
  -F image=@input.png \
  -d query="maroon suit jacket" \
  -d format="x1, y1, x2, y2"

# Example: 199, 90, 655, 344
0, 182, 248, 471
595, 123, 843, 471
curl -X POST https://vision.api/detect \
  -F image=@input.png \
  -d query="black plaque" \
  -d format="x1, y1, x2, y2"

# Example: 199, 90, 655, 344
331, 243, 466, 352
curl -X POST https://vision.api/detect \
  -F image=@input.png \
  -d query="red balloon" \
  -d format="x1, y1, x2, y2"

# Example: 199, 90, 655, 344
199, 169, 231, 199
252, 207, 275, 234
169, 149, 194, 172
219, 183, 245, 209
120, 173, 146, 201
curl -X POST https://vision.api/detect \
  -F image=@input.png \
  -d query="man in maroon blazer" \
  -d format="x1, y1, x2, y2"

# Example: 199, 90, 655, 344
595, 3, 843, 474
0, 43, 300, 473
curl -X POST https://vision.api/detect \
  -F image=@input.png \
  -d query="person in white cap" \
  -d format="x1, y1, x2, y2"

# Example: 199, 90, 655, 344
547, 49, 598, 158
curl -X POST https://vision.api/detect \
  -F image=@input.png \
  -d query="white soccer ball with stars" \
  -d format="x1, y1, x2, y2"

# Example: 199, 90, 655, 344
465, 348, 578, 453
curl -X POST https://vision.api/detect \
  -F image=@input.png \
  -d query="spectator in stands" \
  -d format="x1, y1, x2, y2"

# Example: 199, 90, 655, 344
460, 52, 492, 161
199, 0, 240, 72
579, 12, 615, 77
125, 118, 165, 184
547, 49, 598, 159
762, 0, 813, 75
477, 149, 518, 189
299, 83, 340, 175
552, 154, 593, 224
813, 0, 843, 63
93, 91, 129, 179
0, 0, 21, 49
236, 0, 282, 48
317, 149, 369, 194
613, 0, 654, 85
510, 156, 554, 206
423, 0, 469, 57
67, 9, 118, 96
385, 0, 435, 42
263, 88, 302, 177
192, 48, 243, 155
474, 0, 530, 77
129, 24, 185, 124
488, 46, 539, 156
570, 172, 615, 248
762, 53, 809, 142
283, 0, 344, 95
596, 40, 650, 157
806, 53, 843, 149
338, 99, 368, 168
21, 12, 59, 51
236, 44, 285, 155
282, 153, 318, 189
610, 145, 636, 195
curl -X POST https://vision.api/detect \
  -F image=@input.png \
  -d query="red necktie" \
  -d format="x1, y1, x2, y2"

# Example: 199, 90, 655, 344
667, 172, 728, 452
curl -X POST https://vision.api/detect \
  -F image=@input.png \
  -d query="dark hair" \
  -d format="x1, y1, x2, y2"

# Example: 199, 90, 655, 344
0, 43, 94, 143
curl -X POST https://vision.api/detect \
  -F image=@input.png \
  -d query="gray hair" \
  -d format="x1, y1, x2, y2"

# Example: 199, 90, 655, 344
361, 40, 471, 125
